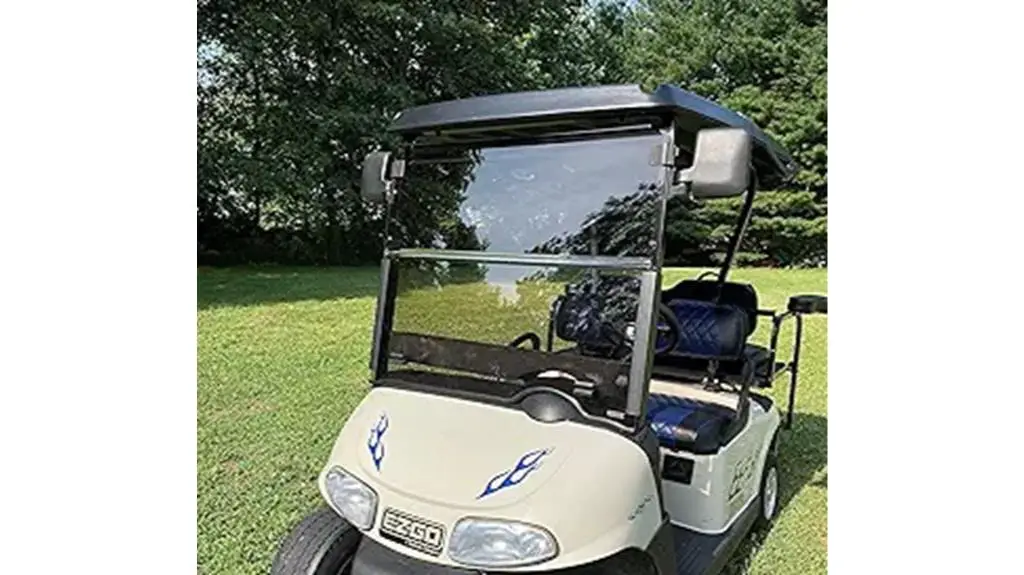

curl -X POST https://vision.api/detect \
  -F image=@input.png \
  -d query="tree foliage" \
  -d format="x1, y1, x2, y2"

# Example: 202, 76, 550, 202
625, 0, 827, 266
197, 0, 826, 267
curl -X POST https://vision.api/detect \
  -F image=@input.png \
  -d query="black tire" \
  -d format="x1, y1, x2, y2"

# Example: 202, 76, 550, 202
271, 507, 361, 575
753, 434, 780, 532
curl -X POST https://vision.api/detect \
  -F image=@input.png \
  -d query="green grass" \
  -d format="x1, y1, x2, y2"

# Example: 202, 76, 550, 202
198, 266, 827, 575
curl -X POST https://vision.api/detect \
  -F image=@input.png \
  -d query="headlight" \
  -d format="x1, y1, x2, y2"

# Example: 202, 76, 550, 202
324, 467, 378, 530
448, 518, 558, 568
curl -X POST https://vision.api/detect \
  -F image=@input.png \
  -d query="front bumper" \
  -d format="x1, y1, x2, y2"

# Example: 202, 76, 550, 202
350, 531, 660, 574
351, 536, 478, 575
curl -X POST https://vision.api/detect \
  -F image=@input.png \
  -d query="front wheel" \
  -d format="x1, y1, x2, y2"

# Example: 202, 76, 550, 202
271, 507, 361, 575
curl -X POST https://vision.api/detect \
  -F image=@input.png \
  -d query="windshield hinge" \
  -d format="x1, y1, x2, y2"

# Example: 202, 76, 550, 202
388, 158, 406, 179
650, 142, 673, 167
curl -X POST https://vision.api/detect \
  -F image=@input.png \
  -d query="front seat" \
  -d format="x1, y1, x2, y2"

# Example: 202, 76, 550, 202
645, 298, 750, 453
646, 393, 736, 455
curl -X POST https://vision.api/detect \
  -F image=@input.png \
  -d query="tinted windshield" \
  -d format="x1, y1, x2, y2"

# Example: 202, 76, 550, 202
390, 133, 666, 259
385, 259, 646, 418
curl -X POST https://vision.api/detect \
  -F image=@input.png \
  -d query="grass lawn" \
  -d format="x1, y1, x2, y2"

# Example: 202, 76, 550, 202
197, 266, 827, 575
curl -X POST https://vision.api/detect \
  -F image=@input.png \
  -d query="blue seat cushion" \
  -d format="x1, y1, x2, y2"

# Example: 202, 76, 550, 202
646, 393, 736, 454
661, 280, 759, 337
658, 299, 749, 360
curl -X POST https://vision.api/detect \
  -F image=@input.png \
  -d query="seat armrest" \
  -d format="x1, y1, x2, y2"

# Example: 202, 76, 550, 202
788, 294, 827, 315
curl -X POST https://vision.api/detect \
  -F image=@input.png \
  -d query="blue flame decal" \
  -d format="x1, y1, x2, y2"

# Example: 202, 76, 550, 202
367, 413, 388, 470
478, 448, 551, 499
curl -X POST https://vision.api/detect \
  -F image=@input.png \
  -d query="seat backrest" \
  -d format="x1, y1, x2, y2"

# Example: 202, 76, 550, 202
661, 280, 759, 337
663, 299, 749, 361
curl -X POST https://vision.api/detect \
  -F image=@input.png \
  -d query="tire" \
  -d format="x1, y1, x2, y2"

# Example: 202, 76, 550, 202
271, 507, 361, 575
753, 434, 780, 532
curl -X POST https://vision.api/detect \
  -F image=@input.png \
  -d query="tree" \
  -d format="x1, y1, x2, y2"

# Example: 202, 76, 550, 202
197, 0, 827, 267
198, 0, 623, 265
624, 0, 827, 266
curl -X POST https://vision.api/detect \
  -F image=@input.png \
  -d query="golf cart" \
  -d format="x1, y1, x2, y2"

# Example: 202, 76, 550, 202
271, 84, 826, 575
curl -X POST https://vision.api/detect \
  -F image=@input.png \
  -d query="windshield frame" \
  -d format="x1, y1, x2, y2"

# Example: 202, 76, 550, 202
369, 126, 677, 431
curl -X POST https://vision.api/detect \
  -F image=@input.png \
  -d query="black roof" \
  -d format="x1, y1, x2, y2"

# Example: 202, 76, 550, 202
389, 84, 797, 187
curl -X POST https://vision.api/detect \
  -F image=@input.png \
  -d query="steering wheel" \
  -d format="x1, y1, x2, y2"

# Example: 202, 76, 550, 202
653, 302, 682, 355
509, 332, 542, 351
696, 271, 718, 281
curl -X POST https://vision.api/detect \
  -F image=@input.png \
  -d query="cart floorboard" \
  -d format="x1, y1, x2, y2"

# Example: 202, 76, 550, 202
671, 498, 759, 575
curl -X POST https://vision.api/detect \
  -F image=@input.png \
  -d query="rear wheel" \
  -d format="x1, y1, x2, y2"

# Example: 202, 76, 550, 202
271, 507, 360, 575
754, 434, 780, 531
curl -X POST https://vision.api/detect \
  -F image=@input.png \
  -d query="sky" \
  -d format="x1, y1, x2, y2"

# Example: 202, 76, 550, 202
458, 134, 663, 257
450, 133, 664, 289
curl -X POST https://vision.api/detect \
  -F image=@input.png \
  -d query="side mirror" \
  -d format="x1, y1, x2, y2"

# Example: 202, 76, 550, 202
676, 128, 752, 198
361, 151, 393, 203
